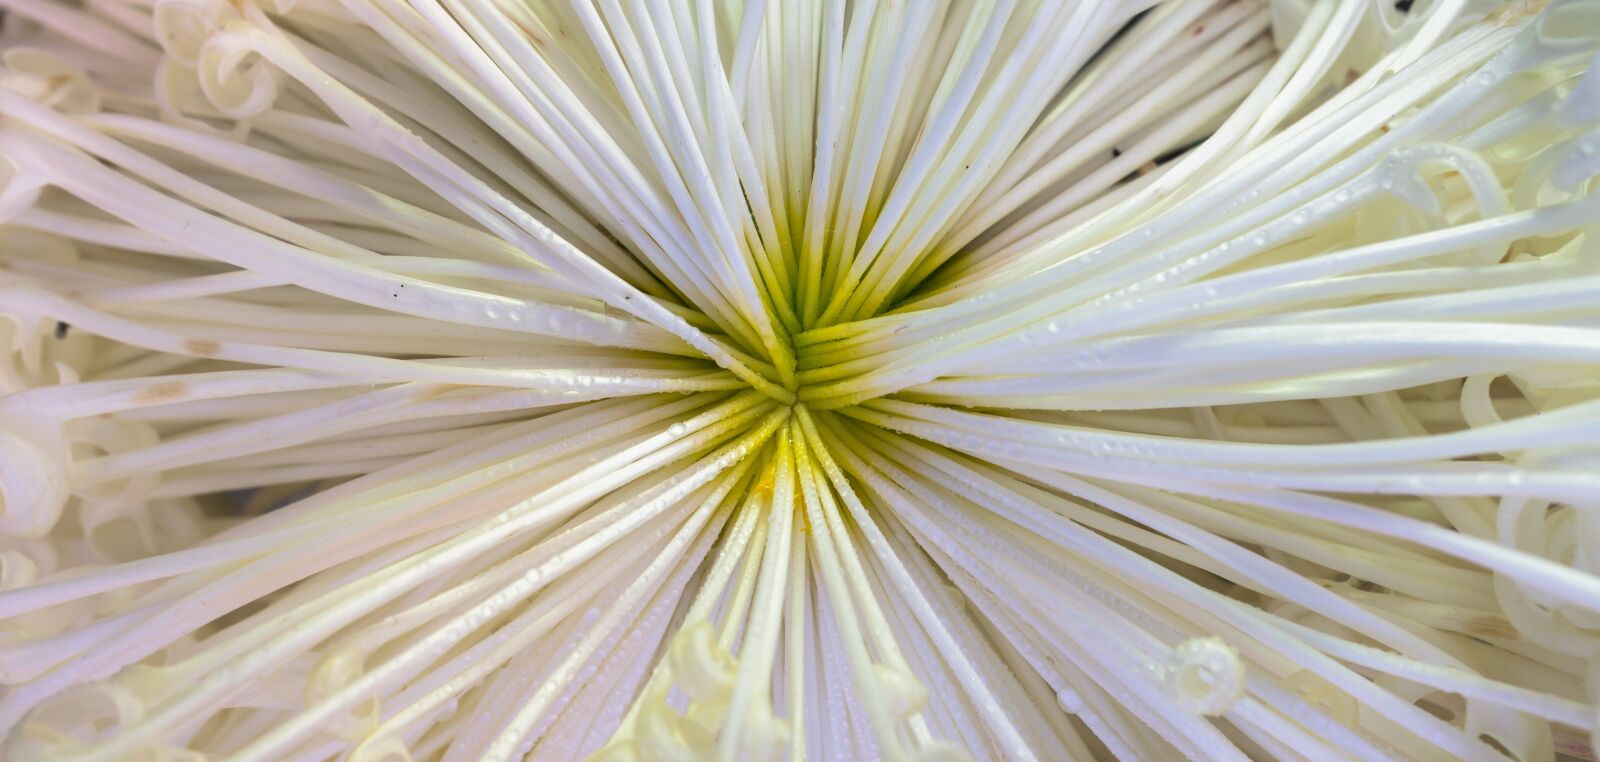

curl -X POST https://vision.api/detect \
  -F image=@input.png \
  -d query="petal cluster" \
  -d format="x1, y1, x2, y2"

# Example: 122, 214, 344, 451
0, 0, 1597, 761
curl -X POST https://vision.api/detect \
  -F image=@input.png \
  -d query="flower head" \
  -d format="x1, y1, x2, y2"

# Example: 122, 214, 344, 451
0, 0, 1598, 760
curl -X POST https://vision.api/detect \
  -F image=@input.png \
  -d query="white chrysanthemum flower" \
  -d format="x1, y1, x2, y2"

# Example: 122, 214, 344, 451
0, 0, 1597, 759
